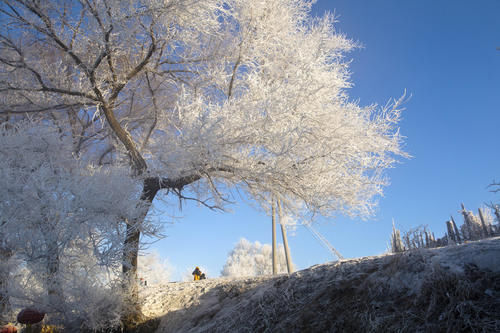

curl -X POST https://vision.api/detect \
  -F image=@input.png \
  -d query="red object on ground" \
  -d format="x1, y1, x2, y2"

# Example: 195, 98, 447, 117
0, 325, 17, 333
16, 308, 45, 324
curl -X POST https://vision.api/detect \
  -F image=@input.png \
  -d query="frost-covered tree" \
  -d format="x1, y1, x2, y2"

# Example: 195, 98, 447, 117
459, 204, 495, 240
0, 0, 407, 323
0, 122, 142, 329
460, 204, 485, 241
221, 238, 290, 277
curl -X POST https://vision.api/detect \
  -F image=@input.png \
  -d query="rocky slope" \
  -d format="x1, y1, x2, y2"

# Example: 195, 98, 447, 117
140, 238, 500, 332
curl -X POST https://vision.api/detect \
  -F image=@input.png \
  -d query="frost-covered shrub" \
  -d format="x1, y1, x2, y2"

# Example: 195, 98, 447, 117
0, 122, 142, 329
221, 238, 291, 277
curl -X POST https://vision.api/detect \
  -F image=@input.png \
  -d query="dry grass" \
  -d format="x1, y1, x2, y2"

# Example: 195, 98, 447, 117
185, 241, 500, 332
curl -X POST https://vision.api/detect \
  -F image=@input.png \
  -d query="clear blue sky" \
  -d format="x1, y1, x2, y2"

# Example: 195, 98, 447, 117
148, 0, 500, 281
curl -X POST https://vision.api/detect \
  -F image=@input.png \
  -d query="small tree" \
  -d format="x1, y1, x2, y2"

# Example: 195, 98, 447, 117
390, 223, 404, 253
137, 251, 172, 286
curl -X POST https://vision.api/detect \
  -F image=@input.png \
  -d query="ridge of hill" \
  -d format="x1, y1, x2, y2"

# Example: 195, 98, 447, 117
140, 238, 500, 332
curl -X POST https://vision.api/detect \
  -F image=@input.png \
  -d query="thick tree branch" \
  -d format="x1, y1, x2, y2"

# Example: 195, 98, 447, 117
227, 45, 242, 98
0, 103, 90, 114
140, 72, 158, 151
141, 167, 233, 202
100, 103, 147, 174
0, 85, 97, 101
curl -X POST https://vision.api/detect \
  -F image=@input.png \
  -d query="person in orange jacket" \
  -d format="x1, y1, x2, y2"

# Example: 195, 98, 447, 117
192, 266, 201, 281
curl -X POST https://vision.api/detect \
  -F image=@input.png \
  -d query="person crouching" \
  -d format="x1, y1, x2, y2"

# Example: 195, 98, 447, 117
192, 266, 201, 281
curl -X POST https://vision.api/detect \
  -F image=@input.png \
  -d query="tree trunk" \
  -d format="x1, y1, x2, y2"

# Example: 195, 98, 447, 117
46, 240, 63, 314
446, 220, 456, 243
0, 247, 12, 325
461, 203, 473, 240
451, 216, 461, 243
121, 223, 144, 326
478, 208, 490, 237
121, 178, 160, 326
120, 175, 204, 326
391, 223, 404, 253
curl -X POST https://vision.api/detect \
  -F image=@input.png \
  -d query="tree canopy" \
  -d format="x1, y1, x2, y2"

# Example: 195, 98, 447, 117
0, 0, 406, 216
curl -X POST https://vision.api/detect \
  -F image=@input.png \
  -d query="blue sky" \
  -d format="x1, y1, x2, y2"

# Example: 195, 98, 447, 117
149, 0, 500, 281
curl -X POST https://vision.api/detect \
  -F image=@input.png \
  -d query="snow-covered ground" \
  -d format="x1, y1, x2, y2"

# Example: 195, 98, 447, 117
140, 237, 500, 332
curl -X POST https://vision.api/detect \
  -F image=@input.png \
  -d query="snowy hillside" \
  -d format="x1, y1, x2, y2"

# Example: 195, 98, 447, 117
140, 238, 500, 332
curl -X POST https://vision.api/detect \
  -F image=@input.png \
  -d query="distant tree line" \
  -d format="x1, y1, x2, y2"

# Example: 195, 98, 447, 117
391, 203, 500, 253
